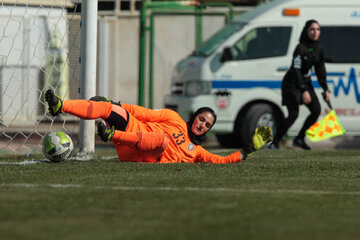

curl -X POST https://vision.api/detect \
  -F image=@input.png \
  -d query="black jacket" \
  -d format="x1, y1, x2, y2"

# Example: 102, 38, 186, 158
282, 43, 328, 105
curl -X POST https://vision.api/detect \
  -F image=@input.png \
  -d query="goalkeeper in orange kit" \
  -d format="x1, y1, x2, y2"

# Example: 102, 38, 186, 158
45, 89, 272, 163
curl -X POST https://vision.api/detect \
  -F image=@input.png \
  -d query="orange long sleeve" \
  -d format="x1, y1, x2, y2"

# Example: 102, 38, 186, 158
195, 146, 242, 164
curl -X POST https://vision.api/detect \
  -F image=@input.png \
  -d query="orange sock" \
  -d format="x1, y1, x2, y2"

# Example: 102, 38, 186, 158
63, 100, 112, 119
113, 131, 169, 153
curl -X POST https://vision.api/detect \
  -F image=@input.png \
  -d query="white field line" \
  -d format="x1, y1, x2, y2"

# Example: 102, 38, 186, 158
1, 183, 360, 196
0, 160, 50, 165
0, 156, 117, 165
0, 150, 228, 165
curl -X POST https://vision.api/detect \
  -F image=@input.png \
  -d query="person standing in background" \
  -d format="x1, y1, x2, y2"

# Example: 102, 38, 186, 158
272, 19, 331, 150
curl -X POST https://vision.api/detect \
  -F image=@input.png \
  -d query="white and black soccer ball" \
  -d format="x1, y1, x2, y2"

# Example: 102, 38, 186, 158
42, 131, 73, 162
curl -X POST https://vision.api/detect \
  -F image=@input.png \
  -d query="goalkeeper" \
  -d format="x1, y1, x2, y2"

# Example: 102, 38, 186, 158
45, 90, 272, 163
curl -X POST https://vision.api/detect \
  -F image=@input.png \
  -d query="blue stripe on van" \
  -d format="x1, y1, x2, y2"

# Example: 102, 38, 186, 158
311, 72, 345, 77
212, 80, 322, 89
212, 80, 282, 89
212, 72, 344, 89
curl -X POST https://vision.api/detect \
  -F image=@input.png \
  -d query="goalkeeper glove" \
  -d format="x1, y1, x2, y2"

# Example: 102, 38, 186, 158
242, 126, 273, 159
45, 89, 63, 116
97, 122, 115, 142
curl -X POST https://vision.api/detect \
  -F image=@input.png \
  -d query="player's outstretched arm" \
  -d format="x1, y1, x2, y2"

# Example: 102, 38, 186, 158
241, 126, 273, 159
196, 126, 272, 164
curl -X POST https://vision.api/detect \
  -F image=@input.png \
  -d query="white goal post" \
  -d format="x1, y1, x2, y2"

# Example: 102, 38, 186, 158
79, 0, 97, 156
0, 0, 97, 157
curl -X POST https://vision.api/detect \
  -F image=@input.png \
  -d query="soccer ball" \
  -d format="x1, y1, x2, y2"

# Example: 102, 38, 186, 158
42, 131, 73, 162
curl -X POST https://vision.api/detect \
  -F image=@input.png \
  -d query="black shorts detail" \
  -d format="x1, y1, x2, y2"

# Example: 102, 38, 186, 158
106, 110, 129, 131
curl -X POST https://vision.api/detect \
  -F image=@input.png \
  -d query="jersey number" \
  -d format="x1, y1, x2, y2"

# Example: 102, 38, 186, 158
173, 131, 185, 145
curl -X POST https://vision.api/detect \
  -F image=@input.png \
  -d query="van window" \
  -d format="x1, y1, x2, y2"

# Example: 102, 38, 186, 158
320, 27, 360, 63
192, 22, 244, 57
230, 26, 291, 60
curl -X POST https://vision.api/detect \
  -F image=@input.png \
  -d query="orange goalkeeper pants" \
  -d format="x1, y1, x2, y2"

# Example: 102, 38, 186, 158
63, 100, 169, 162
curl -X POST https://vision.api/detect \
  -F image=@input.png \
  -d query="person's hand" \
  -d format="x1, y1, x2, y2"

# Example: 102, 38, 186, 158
242, 126, 273, 158
250, 126, 273, 150
324, 90, 331, 103
97, 122, 115, 142
302, 91, 311, 104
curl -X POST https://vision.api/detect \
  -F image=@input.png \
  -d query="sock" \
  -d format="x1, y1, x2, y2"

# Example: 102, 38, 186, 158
113, 131, 169, 152
63, 100, 112, 119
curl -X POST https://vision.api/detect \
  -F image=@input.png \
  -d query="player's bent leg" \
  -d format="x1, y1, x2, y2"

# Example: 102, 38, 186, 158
98, 122, 170, 162
114, 132, 170, 162
63, 97, 129, 131
114, 145, 160, 163
112, 131, 169, 153
147, 133, 170, 161
137, 132, 170, 152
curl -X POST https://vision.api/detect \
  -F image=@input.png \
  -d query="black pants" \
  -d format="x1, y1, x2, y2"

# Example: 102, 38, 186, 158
276, 89, 321, 142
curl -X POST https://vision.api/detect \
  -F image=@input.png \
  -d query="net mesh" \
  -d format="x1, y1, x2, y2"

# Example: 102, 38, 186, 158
0, 1, 81, 156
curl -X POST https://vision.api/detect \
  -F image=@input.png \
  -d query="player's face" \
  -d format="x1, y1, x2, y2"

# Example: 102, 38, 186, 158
191, 111, 215, 136
307, 22, 320, 41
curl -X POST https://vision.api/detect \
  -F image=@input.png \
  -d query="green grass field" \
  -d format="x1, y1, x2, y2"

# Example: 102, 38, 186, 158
1, 148, 360, 240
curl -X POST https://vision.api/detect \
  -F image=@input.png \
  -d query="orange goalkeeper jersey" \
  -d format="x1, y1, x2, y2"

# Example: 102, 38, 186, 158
118, 104, 242, 164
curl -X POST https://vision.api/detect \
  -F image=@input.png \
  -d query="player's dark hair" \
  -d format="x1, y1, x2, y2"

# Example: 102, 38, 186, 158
187, 107, 217, 145
299, 19, 320, 47
192, 107, 217, 125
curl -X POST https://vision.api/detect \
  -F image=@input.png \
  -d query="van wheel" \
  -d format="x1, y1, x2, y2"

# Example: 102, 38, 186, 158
235, 104, 281, 147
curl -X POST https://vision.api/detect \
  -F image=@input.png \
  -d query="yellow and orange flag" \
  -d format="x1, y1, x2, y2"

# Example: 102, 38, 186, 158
306, 110, 346, 142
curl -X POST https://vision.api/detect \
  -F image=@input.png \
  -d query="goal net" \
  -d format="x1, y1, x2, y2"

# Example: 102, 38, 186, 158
0, 0, 82, 156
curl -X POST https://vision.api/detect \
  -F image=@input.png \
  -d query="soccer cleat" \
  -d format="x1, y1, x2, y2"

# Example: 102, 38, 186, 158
45, 89, 63, 116
89, 96, 112, 102
89, 96, 121, 106
292, 137, 311, 150
97, 122, 115, 142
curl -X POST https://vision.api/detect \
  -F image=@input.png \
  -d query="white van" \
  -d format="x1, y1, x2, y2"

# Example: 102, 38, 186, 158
164, 0, 360, 147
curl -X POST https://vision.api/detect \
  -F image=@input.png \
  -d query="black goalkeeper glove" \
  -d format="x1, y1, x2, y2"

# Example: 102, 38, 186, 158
97, 122, 115, 142
242, 126, 273, 159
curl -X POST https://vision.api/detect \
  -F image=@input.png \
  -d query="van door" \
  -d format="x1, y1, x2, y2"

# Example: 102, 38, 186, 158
212, 24, 298, 144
